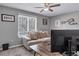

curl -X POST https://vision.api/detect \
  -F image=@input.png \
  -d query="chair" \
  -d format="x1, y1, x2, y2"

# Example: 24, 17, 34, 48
64, 37, 77, 56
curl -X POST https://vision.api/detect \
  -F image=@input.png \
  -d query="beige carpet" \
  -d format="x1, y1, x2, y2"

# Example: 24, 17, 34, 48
0, 46, 33, 56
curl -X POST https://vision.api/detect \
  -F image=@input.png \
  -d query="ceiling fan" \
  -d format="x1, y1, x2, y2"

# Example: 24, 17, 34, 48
35, 3, 61, 13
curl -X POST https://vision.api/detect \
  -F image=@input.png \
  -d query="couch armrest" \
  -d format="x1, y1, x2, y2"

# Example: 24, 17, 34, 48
22, 35, 31, 40
27, 37, 50, 46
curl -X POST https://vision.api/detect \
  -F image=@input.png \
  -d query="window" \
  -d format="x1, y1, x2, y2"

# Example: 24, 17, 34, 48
18, 15, 37, 37
29, 17, 37, 31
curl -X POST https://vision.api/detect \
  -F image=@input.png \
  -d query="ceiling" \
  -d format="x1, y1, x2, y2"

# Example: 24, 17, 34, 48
0, 3, 79, 16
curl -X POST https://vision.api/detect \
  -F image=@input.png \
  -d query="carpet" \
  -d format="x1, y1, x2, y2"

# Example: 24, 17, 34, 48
0, 46, 33, 56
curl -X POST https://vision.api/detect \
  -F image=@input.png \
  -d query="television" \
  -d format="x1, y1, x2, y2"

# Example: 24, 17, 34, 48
51, 30, 79, 53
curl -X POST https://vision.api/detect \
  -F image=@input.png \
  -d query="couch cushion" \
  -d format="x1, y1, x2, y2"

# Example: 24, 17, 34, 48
28, 31, 50, 39
28, 32, 37, 40
42, 31, 49, 37
37, 31, 49, 39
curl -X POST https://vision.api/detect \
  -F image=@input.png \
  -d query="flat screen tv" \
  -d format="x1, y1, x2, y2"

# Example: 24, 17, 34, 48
51, 30, 79, 53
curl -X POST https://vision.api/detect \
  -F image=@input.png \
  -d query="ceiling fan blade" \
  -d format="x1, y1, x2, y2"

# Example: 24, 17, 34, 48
49, 8, 53, 12
40, 9, 44, 13
50, 4, 61, 7
35, 7, 44, 8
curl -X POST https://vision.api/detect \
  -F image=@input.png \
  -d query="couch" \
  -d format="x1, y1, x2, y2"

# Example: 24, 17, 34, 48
22, 31, 50, 50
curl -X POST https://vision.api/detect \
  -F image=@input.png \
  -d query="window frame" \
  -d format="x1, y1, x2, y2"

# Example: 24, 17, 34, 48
18, 14, 37, 38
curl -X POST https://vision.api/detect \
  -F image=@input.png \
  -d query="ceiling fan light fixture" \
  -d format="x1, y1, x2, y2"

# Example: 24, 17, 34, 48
44, 8, 48, 11
35, 3, 61, 13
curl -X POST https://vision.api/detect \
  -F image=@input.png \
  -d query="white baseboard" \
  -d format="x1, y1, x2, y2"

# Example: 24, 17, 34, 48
9, 44, 23, 49
0, 44, 23, 51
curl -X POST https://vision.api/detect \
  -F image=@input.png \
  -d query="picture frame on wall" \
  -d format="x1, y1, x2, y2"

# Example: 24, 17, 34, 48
55, 20, 61, 27
43, 18, 48, 25
1, 14, 15, 22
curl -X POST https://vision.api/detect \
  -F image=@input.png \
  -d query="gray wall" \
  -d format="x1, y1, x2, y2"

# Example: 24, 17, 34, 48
50, 11, 79, 30
0, 6, 50, 48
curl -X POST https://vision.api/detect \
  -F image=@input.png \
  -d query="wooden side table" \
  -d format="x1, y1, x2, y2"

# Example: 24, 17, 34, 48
30, 44, 62, 56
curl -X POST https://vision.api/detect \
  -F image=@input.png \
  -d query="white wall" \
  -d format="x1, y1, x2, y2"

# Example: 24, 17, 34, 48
50, 11, 79, 30
0, 5, 50, 48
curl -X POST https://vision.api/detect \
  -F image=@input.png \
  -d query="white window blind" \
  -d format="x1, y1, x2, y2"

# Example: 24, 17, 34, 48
29, 17, 37, 32
18, 14, 37, 37
18, 15, 28, 34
